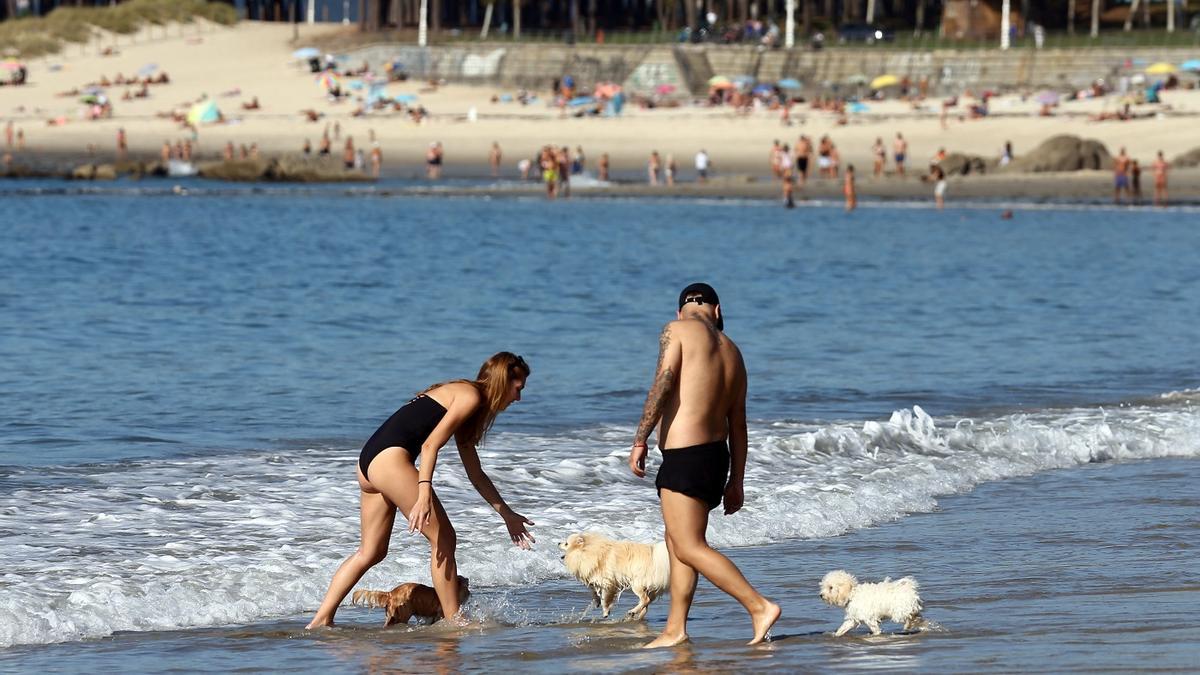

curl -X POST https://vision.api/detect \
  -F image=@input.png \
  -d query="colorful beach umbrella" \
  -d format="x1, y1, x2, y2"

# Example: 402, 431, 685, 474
1180, 59, 1200, 72
1, 59, 24, 71
292, 47, 320, 60
186, 99, 221, 125
1145, 62, 1178, 75
315, 71, 341, 90
707, 75, 731, 87
870, 74, 899, 89
777, 78, 802, 90
751, 83, 774, 95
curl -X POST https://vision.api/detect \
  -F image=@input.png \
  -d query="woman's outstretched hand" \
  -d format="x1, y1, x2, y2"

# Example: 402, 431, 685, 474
501, 508, 536, 549
408, 493, 433, 534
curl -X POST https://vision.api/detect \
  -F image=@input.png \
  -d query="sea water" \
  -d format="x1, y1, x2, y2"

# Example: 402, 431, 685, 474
1, 182, 1198, 670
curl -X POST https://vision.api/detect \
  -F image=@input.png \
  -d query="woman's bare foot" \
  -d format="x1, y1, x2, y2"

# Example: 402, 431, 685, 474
643, 631, 690, 649
747, 600, 781, 645
305, 617, 335, 630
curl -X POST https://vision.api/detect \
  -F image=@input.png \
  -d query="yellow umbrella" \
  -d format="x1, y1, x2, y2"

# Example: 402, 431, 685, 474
1145, 62, 1178, 75
870, 74, 900, 89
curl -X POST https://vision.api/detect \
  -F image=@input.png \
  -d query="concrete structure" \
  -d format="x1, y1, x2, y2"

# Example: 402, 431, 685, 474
340, 42, 1197, 95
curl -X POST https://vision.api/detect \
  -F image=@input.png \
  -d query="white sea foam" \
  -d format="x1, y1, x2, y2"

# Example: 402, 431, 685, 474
2, 399, 1198, 648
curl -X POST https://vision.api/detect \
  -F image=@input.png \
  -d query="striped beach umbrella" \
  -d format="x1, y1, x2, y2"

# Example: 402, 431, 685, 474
315, 71, 342, 90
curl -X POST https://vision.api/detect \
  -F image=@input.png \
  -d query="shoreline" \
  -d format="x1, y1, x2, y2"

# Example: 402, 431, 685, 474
5, 151, 1200, 207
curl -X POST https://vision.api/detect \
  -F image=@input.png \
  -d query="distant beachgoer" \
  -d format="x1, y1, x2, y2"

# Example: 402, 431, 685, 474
817, 136, 832, 178
556, 146, 571, 198
540, 146, 558, 199
223, 141, 234, 161
4, 121, 11, 149
489, 142, 502, 177
1130, 160, 1142, 205
931, 165, 946, 210
871, 137, 885, 177
783, 177, 795, 208
573, 146, 586, 175
303, 139, 312, 156
665, 154, 677, 186
370, 144, 383, 178
183, 140, 193, 161
893, 133, 907, 176
161, 141, 171, 164
15, 129, 23, 151
648, 151, 661, 185
116, 128, 128, 161
248, 143, 258, 160
517, 157, 532, 180
598, 153, 610, 182
319, 135, 331, 156
1153, 151, 1168, 206
694, 150, 709, 183
778, 144, 793, 185
1000, 141, 1013, 166
306, 352, 534, 630
1113, 147, 1131, 205
239, 144, 249, 160
794, 136, 811, 185
769, 139, 783, 179
843, 164, 856, 212
426, 142, 443, 180
355, 148, 366, 171
344, 137, 356, 170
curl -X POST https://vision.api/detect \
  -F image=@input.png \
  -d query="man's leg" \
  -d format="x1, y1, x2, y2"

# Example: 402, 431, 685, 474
643, 534, 697, 648
655, 489, 781, 645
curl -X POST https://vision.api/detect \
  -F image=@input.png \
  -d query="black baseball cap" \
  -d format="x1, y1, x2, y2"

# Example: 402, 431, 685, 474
678, 282, 723, 331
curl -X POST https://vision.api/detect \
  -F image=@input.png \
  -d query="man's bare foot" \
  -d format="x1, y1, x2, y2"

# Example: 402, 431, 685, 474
305, 617, 335, 630
747, 600, 781, 645
643, 631, 689, 649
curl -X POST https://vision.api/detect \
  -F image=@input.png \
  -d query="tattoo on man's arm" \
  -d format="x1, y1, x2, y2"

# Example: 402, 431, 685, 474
635, 326, 674, 444
636, 368, 674, 444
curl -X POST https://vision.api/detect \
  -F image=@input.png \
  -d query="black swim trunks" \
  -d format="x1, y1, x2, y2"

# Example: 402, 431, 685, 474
358, 395, 447, 479
655, 440, 730, 511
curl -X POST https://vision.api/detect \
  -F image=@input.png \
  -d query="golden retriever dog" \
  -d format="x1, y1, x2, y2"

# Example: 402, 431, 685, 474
559, 532, 669, 620
351, 575, 470, 627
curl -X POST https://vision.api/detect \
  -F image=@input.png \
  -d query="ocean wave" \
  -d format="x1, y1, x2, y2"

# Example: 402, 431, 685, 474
1, 399, 1198, 648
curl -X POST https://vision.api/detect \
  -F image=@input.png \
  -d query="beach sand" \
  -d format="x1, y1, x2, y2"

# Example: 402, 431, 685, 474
4, 21, 1200, 197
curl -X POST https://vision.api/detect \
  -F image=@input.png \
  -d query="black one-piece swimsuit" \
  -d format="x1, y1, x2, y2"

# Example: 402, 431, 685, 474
358, 396, 447, 479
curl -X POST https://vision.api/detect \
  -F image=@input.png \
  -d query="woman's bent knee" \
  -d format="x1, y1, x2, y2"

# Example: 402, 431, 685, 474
356, 546, 388, 567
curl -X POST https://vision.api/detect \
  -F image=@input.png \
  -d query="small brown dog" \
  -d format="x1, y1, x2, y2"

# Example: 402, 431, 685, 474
351, 576, 470, 627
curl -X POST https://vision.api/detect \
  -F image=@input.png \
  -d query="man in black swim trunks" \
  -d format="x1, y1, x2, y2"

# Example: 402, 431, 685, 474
629, 283, 780, 648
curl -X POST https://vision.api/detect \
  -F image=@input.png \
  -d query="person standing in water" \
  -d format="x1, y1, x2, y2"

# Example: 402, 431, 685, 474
843, 164, 857, 212
629, 284, 781, 648
307, 352, 535, 629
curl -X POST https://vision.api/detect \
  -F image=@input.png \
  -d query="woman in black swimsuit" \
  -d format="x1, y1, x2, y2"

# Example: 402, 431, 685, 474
307, 352, 534, 628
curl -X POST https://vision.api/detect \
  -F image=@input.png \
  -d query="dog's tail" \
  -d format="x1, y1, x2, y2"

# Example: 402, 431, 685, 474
651, 541, 671, 589
351, 589, 391, 609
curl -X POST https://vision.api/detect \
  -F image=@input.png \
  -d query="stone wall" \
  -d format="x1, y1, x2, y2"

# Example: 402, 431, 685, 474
342, 42, 1193, 95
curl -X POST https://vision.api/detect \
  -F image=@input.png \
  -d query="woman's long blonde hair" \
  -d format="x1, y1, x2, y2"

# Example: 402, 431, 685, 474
421, 352, 530, 449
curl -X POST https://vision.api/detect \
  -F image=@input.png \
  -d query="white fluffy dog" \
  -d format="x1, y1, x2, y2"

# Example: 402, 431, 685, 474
819, 570, 925, 636
559, 532, 670, 620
